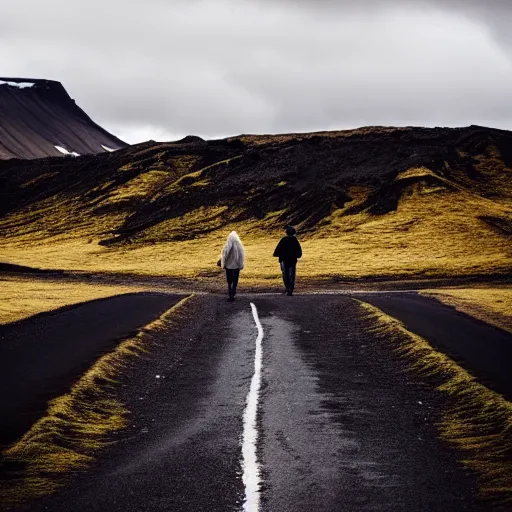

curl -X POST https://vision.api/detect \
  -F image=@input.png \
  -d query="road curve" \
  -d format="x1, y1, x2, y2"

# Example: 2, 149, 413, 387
3, 293, 510, 511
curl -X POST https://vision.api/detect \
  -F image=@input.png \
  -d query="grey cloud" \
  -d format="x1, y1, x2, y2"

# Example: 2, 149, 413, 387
263, 0, 512, 50
0, 0, 511, 143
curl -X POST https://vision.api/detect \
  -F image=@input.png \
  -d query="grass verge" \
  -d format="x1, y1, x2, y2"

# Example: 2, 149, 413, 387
357, 299, 512, 508
0, 294, 195, 509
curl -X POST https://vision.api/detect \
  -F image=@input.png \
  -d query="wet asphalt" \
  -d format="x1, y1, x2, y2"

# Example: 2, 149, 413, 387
2, 292, 509, 511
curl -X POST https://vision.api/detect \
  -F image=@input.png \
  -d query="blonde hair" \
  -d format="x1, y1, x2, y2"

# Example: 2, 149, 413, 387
221, 231, 245, 269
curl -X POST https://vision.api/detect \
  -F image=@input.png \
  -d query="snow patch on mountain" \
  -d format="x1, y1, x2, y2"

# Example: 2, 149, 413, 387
0, 80, 35, 89
55, 145, 80, 157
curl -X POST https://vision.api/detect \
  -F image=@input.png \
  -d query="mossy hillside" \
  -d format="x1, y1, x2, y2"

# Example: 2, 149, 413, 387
0, 126, 510, 281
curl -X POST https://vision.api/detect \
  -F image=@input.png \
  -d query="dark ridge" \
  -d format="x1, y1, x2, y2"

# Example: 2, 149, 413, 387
175, 135, 206, 144
0, 125, 511, 244
0, 78, 128, 160
111, 125, 512, 239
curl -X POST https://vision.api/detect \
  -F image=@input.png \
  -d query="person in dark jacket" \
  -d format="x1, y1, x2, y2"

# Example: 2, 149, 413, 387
273, 225, 302, 296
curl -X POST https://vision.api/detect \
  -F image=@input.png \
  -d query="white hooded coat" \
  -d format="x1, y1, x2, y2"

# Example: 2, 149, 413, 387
221, 231, 245, 270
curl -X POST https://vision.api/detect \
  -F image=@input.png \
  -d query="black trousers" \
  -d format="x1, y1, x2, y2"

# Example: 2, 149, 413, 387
225, 268, 240, 297
280, 261, 296, 292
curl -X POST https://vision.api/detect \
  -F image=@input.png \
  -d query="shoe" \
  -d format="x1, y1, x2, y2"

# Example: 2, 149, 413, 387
228, 296, 235, 302
286, 291, 293, 296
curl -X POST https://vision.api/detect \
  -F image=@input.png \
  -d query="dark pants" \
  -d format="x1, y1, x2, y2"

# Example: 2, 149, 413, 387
280, 261, 296, 292
225, 268, 240, 297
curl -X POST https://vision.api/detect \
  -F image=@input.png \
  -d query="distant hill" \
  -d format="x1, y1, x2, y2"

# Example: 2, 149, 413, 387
0, 78, 127, 159
0, 125, 510, 282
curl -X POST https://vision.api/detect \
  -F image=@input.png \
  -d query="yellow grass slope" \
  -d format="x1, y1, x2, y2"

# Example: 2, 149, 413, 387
309, 165, 511, 279
0, 130, 510, 283
0, 167, 509, 283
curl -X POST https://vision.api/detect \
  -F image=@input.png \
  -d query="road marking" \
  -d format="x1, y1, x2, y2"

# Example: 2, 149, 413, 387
242, 303, 263, 512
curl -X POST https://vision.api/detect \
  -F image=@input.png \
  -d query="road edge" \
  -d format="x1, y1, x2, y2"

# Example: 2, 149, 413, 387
356, 299, 512, 508
0, 294, 196, 510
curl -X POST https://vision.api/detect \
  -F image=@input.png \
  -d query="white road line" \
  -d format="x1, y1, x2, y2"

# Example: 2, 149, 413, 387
242, 303, 264, 512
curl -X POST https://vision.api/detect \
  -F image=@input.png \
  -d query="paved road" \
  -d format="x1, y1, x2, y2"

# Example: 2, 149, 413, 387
0, 292, 183, 449
3, 292, 510, 511
359, 292, 512, 401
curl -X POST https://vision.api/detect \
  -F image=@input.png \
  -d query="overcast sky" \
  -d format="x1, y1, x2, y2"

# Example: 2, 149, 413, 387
1, 0, 511, 143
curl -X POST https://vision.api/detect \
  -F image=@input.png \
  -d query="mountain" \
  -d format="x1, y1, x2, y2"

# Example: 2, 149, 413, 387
0, 78, 127, 159
0, 125, 510, 283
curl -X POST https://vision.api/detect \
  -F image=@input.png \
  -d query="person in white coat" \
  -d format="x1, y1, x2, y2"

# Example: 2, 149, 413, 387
218, 231, 245, 301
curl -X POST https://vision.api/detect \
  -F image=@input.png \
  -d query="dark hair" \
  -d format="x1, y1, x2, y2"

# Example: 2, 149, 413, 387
285, 225, 296, 236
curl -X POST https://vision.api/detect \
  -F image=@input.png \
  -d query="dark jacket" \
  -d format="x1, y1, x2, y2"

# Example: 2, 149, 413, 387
273, 235, 302, 265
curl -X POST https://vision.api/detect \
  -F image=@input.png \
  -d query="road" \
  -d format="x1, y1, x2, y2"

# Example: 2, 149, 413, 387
0, 292, 183, 450
358, 292, 512, 400
2, 292, 510, 511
